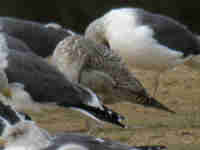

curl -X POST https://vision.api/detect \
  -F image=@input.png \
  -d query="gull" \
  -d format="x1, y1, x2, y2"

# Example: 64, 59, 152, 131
0, 32, 126, 128
50, 34, 175, 114
0, 102, 167, 150
85, 7, 200, 95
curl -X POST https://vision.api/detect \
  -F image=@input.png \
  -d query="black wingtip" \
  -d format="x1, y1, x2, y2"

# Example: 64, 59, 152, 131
102, 105, 127, 128
67, 104, 127, 128
143, 97, 176, 114
134, 145, 167, 150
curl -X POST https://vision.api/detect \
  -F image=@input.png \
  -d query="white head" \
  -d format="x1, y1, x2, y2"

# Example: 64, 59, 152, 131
51, 36, 86, 83
85, 18, 109, 46
85, 8, 138, 47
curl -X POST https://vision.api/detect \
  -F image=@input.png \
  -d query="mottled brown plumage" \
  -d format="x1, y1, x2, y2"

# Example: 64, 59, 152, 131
51, 35, 174, 113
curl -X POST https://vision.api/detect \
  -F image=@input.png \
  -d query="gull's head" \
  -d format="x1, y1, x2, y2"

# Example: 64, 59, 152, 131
0, 102, 32, 139
85, 18, 109, 47
51, 35, 87, 83
0, 103, 50, 150
85, 8, 137, 48
0, 102, 20, 138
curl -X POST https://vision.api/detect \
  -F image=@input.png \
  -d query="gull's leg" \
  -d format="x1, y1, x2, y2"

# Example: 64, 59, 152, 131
153, 72, 162, 97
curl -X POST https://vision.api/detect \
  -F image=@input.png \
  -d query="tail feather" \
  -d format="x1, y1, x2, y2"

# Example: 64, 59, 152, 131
133, 145, 167, 150
135, 95, 175, 114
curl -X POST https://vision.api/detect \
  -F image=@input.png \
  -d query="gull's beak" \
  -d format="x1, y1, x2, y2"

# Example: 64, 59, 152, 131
1, 87, 12, 98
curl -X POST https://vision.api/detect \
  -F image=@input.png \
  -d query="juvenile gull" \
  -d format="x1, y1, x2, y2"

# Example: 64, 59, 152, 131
85, 7, 200, 95
51, 35, 175, 113
0, 17, 71, 57
0, 33, 126, 128
0, 102, 167, 150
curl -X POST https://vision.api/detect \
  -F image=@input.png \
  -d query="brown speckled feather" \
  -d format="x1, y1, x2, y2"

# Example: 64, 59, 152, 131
52, 35, 175, 113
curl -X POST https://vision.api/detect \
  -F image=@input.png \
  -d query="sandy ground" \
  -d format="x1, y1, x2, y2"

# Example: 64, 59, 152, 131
4, 64, 200, 150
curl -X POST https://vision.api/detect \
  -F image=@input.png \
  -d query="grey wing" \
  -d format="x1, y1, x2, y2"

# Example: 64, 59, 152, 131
83, 37, 149, 100
80, 70, 116, 94
137, 8, 199, 56
5, 49, 88, 106
45, 132, 167, 150
0, 17, 70, 57
2, 32, 33, 54
44, 132, 133, 150
82, 37, 146, 94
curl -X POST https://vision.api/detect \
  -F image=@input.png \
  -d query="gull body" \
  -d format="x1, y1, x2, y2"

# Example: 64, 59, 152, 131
85, 8, 200, 72
0, 102, 167, 150
85, 8, 200, 96
51, 35, 175, 113
0, 32, 126, 128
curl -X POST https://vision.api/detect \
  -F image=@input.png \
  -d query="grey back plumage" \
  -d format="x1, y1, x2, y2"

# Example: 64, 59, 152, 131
0, 17, 70, 57
1, 32, 32, 54
5, 49, 91, 106
44, 132, 167, 150
134, 8, 200, 57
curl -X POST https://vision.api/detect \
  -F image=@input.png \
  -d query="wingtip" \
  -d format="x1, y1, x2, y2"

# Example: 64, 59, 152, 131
144, 97, 176, 114
102, 105, 127, 128
65, 103, 127, 129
